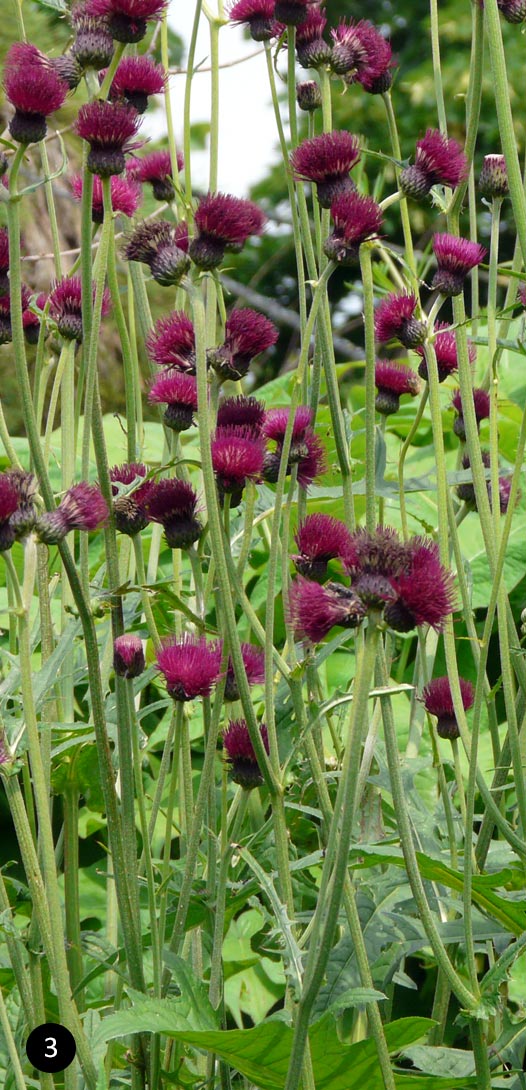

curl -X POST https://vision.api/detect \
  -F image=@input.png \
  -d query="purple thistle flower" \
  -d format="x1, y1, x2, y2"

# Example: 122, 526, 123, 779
385, 538, 456, 633
105, 56, 166, 113
290, 130, 361, 208
451, 387, 490, 440
295, 8, 331, 68
479, 154, 509, 199
89, 0, 167, 42
227, 0, 282, 41
324, 191, 383, 264
223, 719, 269, 788
288, 576, 366, 642
148, 371, 198, 432
374, 360, 421, 415
190, 192, 266, 270
330, 20, 393, 93
0, 285, 33, 345
146, 310, 196, 372
124, 220, 190, 285
3, 42, 69, 144
110, 462, 154, 535
0, 227, 10, 294
113, 634, 145, 678
292, 513, 353, 580
0, 474, 21, 552
4, 469, 38, 540
48, 276, 110, 342
129, 149, 183, 201
421, 675, 474, 739
75, 100, 142, 177
274, 0, 316, 26
224, 643, 265, 700
156, 634, 223, 702
296, 80, 322, 112
211, 426, 265, 506
262, 407, 326, 488
431, 233, 487, 297
144, 478, 202, 549
400, 129, 468, 200
70, 3, 115, 70
208, 308, 278, 380
415, 322, 476, 382
262, 405, 313, 443
71, 172, 142, 222
36, 483, 109, 544
216, 395, 266, 435
343, 525, 409, 580
374, 292, 427, 349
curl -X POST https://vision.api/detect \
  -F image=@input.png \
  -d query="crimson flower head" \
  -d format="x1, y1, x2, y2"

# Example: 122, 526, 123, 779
124, 221, 191, 285
415, 322, 476, 382
190, 193, 266, 270
130, 149, 183, 201
156, 634, 223, 702
36, 483, 108, 544
3, 42, 69, 144
290, 130, 361, 208
0, 228, 10, 294
216, 395, 266, 435
262, 406, 326, 488
274, 0, 316, 26
71, 3, 115, 70
211, 426, 265, 507
384, 537, 456, 633
324, 191, 383, 264
48, 276, 110, 342
223, 720, 269, 788
400, 129, 468, 201
113, 634, 145, 679
105, 56, 166, 113
330, 20, 394, 93
374, 292, 427, 349
208, 308, 278, 380
76, 100, 142, 177
227, 0, 282, 41
224, 643, 265, 700
421, 676, 474, 740
431, 233, 487, 297
288, 576, 366, 643
451, 388, 490, 440
146, 310, 196, 372
292, 514, 353, 580
144, 478, 202, 549
0, 474, 20, 552
295, 8, 331, 68
71, 172, 142, 222
110, 462, 154, 535
89, 0, 166, 42
374, 360, 421, 416
148, 371, 198, 432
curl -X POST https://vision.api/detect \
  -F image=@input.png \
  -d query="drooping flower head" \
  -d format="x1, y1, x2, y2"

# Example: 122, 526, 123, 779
48, 276, 110, 342
36, 483, 109, 544
415, 322, 476, 382
71, 172, 142, 222
146, 310, 196, 372
0, 474, 21, 552
3, 41, 69, 144
223, 720, 269, 788
421, 676, 474, 739
148, 371, 198, 432
384, 537, 456, 633
290, 130, 361, 208
71, 2, 115, 70
330, 19, 394, 93
89, 0, 167, 42
288, 576, 366, 642
190, 193, 266, 270
211, 426, 265, 507
227, 0, 282, 41
113, 634, 145, 678
262, 406, 327, 488
224, 643, 265, 700
324, 191, 383, 264
400, 129, 468, 200
110, 462, 154, 536
374, 292, 427, 349
292, 514, 353, 580
208, 308, 278, 380
295, 8, 331, 68
75, 100, 142, 176
144, 478, 202, 549
478, 154, 509, 199
156, 634, 223, 701
451, 388, 490, 440
374, 360, 421, 416
124, 220, 191, 285
296, 79, 322, 112
129, 149, 183, 201
216, 395, 266, 435
431, 233, 487, 297
105, 56, 166, 113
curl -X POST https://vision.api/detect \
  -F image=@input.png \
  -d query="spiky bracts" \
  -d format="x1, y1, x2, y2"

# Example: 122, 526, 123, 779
478, 154, 509, 198
156, 634, 223, 701
3, 41, 69, 144
89, 0, 167, 42
144, 478, 202, 549
290, 130, 361, 208
75, 99, 142, 176
223, 720, 269, 788
400, 129, 468, 200
374, 360, 421, 415
36, 483, 109, 544
324, 191, 383, 264
148, 371, 198, 432
208, 308, 278, 380
70, 1, 115, 70
421, 676, 474, 739
124, 221, 190, 286
71, 172, 142, 222
374, 292, 427, 349
48, 276, 110, 342
190, 193, 266, 270
431, 233, 487, 297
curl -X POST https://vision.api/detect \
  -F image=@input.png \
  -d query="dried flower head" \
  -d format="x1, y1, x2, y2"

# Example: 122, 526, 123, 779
384, 538, 456, 633
75, 99, 142, 176
110, 462, 154, 535
374, 360, 421, 415
36, 483, 109, 544
374, 292, 427, 349
296, 80, 322, 112
421, 676, 474, 739
227, 0, 281, 41
290, 130, 361, 208
48, 276, 110, 342
144, 478, 202, 549
208, 308, 278, 380
223, 720, 269, 788
146, 310, 196, 372
130, 149, 183, 201
451, 388, 490, 440
70, 2, 115, 70
113, 634, 145, 678
288, 576, 366, 642
190, 192, 266, 270
3, 42, 69, 144
330, 19, 393, 93
0, 474, 21, 552
400, 129, 468, 200
324, 191, 383, 264
156, 634, 223, 701
106, 55, 166, 112
295, 8, 331, 68
478, 154, 509, 199
89, 0, 167, 42
124, 220, 191, 285
415, 322, 476, 382
292, 514, 353, 580
216, 395, 266, 435
148, 371, 198, 432
71, 172, 142, 222
431, 233, 487, 297
211, 426, 265, 506
224, 643, 265, 700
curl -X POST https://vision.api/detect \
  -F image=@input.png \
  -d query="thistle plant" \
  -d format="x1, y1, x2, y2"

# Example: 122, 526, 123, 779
1, 2, 526, 1089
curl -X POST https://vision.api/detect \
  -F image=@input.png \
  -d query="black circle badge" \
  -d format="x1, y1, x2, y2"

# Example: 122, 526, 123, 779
26, 1023, 77, 1074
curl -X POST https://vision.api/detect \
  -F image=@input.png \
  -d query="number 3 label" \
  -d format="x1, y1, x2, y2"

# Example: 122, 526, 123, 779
44, 1038, 58, 1059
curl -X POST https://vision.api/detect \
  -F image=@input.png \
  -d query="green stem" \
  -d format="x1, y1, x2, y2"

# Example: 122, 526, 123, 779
105, 195, 137, 462
0, 984, 28, 1090
62, 786, 85, 1010
429, 0, 447, 134
360, 245, 378, 532
381, 92, 417, 288
208, 790, 250, 1010
183, 1, 203, 210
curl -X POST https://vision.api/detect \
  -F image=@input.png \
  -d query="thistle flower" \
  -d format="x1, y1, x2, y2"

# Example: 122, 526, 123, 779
0, 285, 32, 345
3, 41, 69, 144
274, 0, 315, 26
50, 52, 83, 90
415, 322, 476, 382
343, 525, 409, 581
291, 514, 353, 580
124, 220, 191, 285
374, 292, 427, 349
431, 233, 487, 297
208, 308, 278, 380
478, 154, 509, 199
89, 0, 167, 43
105, 56, 166, 113
48, 276, 110, 342
0, 228, 10, 294
421, 676, 474, 739
290, 130, 361, 208
216, 395, 266, 435
156, 634, 223, 701
113, 634, 145, 678
146, 310, 196, 372
227, 0, 282, 42
288, 576, 366, 642
400, 129, 468, 200
262, 406, 327, 488
296, 80, 322, 112
130, 149, 183, 201
110, 462, 154, 535
71, 172, 142, 222
330, 20, 394, 93
36, 483, 109, 544
374, 360, 421, 415
224, 643, 265, 700
71, 3, 115, 70
148, 371, 198, 432
22, 292, 47, 346
451, 388, 490, 440
223, 720, 269, 788
190, 193, 266, 270
211, 426, 265, 506
497, 0, 526, 23
75, 100, 142, 177
295, 8, 331, 68
144, 478, 202, 549
324, 191, 383, 264
0, 474, 21, 552
384, 538, 456, 633
4, 469, 39, 540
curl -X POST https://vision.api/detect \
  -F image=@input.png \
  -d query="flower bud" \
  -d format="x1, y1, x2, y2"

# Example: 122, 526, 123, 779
296, 80, 322, 112
113, 634, 145, 678
478, 154, 509, 199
